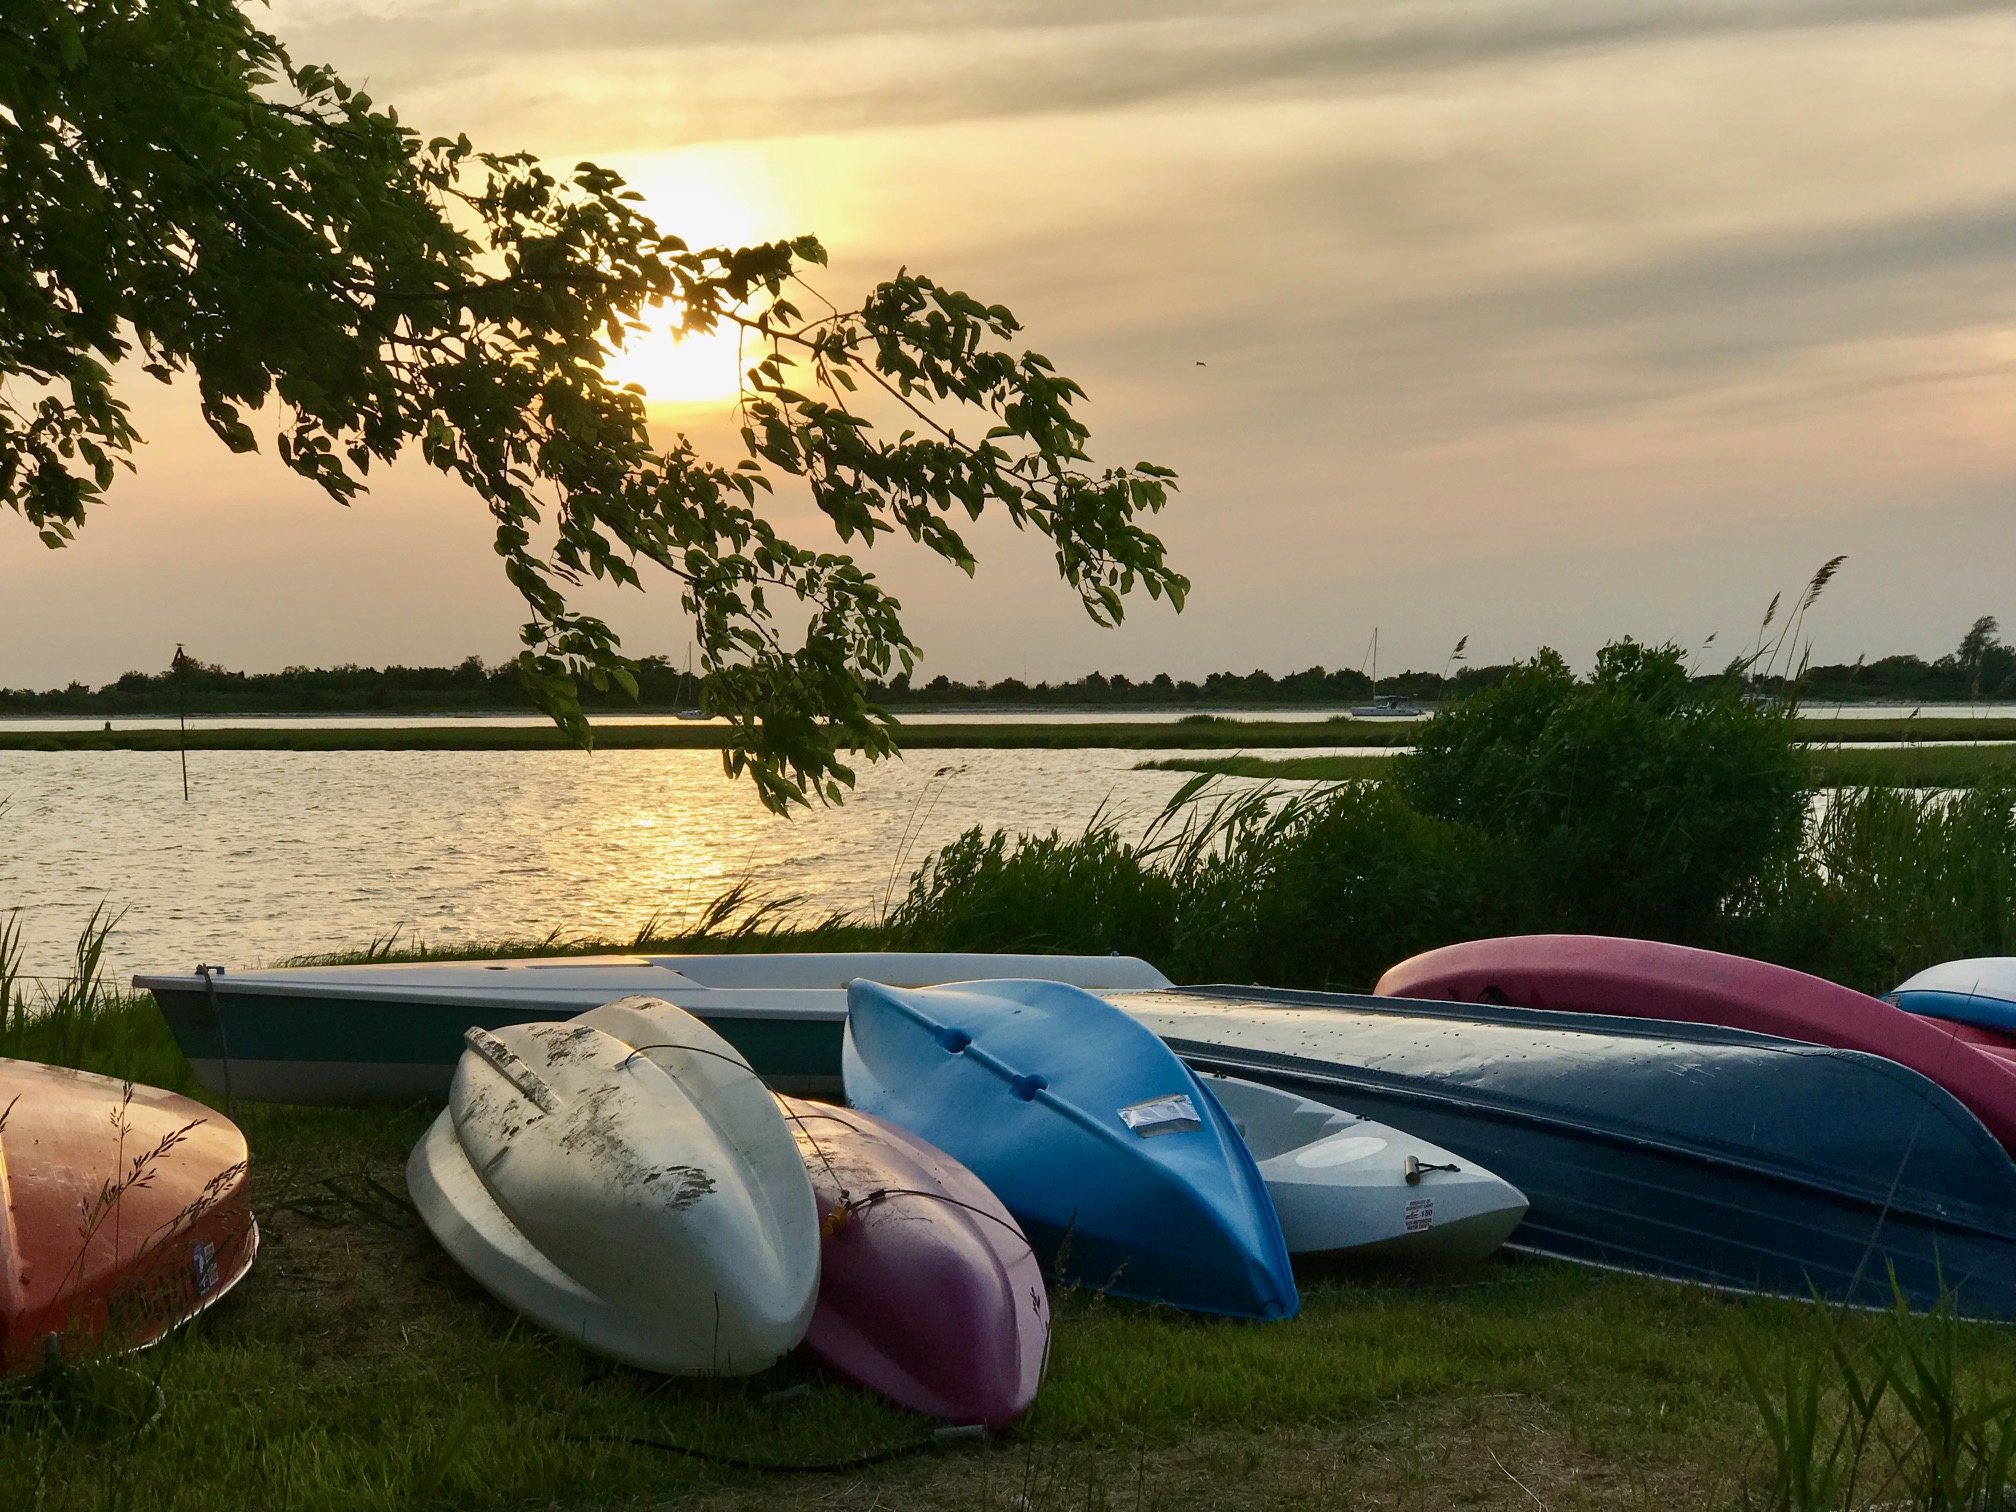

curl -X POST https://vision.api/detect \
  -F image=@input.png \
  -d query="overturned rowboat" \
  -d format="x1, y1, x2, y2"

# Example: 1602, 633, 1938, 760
138, 953, 1171, 1104
1375, 935, 2016, 1151
1117, 984, 2016, 1317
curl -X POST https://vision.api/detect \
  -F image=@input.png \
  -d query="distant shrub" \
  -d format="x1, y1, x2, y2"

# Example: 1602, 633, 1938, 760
1172, 780, 1525, 991
1394, 640, 1808, 941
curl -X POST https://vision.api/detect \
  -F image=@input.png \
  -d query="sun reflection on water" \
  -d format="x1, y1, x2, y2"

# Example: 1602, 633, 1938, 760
0, 748, 1305, 981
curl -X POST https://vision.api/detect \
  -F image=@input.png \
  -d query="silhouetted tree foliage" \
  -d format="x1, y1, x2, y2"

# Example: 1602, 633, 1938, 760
1, 0, 1182, 809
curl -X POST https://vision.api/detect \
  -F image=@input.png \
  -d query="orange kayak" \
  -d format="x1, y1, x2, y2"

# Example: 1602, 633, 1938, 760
1, 1059, 257, 1376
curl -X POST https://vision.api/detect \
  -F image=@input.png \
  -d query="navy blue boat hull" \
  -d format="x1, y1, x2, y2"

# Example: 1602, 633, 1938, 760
1116, 987, 2016, 1318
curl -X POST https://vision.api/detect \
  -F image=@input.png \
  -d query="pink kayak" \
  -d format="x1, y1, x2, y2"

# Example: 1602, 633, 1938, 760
777, 1096, 1048, 1429
1375, 936, 2016, 1151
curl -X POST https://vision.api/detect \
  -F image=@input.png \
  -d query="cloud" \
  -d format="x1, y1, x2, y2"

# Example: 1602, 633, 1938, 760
277, 0, 2006, 146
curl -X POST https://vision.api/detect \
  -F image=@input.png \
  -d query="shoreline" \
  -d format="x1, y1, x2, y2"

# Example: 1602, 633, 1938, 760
5, 715, 2016, 753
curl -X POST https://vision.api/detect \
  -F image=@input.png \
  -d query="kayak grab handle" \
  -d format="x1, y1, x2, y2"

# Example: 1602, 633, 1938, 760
1403, 1155, 1461, 1185
465, 1027, 562, 1114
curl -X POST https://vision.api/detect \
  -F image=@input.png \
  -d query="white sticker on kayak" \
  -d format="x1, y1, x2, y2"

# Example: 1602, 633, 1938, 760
192, 1241, 219, 1297
1118, 1094, 1202, 1137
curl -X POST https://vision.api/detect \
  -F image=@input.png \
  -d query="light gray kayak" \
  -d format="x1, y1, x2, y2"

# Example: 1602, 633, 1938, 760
1200, 1072, 1527, 1262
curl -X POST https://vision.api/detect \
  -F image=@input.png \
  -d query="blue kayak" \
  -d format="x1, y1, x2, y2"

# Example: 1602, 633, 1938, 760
842, 979, 1298, 1321
1887, 958, 2016, 1039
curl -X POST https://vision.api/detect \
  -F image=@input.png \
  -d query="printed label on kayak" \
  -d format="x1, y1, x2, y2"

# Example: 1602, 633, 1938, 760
1118, 1093, 1202, 1137
1404, 1197, 1435, 1232
192, 1241, 220, 1297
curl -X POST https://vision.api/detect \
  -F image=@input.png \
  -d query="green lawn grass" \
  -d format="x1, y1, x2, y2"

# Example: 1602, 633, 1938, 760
12, 984, 2016, 1509
1143, 744, 2016, 788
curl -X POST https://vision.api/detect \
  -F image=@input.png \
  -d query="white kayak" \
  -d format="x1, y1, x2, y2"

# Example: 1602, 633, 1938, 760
1200, 1072, 1528, 1262
408, 996, 819, 1374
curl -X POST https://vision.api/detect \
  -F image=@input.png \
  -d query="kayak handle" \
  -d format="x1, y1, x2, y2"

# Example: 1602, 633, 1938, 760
464, 1026, 562, 1114
1403, 1155, 1462, 1185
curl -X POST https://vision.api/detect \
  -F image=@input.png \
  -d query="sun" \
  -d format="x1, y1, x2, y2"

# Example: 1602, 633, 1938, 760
604, 318, 749, 409
593, 148, 786, 411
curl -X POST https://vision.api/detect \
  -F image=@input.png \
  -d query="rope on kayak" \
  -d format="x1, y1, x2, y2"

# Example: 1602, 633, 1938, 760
571, 1421, 985, 1473
195, 964, 237, 1119
773, 1101, 1038, 1260
778, 1100, 852, 1219
832, 1187, 1037, 1257
615, 1041, 768, 1083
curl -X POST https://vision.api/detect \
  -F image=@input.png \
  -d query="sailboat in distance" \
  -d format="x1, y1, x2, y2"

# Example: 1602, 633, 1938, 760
674, 641, 709, 720
1348, 628, 1424, 718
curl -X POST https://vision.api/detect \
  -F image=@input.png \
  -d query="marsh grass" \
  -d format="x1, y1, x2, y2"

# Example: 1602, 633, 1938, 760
0, 902, 185, 1085
886, 779, 1531, 991
1725, 784, 2016, 992
271, 882, 878, 975
1146, 745, 2016, 792
1739, 1285, 2016, 1512
909, 766, 2016, 996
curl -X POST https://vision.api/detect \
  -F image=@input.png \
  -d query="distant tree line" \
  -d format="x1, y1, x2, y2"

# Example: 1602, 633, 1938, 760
0, 656, 1502, 715
0, 656, 700, 717
4, 617, 2011, 716
861, 663, 1514, 708
1758, 616, 2016, 703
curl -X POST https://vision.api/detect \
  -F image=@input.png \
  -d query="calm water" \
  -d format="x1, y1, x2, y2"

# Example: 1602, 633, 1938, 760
0, 746, 1351, 985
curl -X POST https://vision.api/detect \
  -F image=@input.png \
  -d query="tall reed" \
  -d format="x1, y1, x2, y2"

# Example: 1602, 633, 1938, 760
891, 774, 2016, 996
0, 906, 25, 1038
0, 904, 190, 1088
1726, 784, 2016, 992
1741, 1286, 2016, 1512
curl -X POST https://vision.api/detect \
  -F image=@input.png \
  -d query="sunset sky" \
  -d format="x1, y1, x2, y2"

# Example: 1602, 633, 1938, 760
4, 0, 2012, 689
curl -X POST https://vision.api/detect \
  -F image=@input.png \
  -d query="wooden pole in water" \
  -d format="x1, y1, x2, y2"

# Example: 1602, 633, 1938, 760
171, 642, 192, 800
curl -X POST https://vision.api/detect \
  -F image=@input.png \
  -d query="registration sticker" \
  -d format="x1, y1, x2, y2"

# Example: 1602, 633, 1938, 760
1404, 1198, 1435, 1233
192, 1241, 219, 1297
1118, 1094, 1202, 1137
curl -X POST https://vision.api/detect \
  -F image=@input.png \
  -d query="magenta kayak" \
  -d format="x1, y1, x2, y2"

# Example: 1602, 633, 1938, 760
1375, 936, 2016, 1151
778, 1097, 1048, 1430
